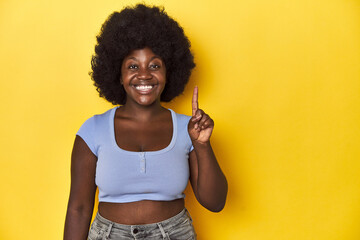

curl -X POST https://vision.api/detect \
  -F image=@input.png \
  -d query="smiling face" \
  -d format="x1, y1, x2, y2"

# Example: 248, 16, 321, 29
121, 47, 166, 107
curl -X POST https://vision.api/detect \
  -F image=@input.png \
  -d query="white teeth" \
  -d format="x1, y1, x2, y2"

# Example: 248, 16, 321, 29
135, 85, 153, 90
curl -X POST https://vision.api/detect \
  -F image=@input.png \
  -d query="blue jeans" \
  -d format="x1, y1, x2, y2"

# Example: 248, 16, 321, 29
87, 208, 197, 240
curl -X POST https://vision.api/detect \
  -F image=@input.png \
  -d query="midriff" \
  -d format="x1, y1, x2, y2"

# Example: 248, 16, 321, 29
98, 198, 185, 225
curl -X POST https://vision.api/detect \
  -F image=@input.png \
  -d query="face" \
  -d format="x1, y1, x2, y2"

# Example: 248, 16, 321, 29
121, 47, 166, 106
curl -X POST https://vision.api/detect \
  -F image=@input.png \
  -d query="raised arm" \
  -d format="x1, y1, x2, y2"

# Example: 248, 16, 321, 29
64, 136, 97, 240
188, 86, 228, 212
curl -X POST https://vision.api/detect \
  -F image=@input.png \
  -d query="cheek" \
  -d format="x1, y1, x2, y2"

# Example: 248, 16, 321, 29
158, 70, 167, 83
121, 72, 136, 85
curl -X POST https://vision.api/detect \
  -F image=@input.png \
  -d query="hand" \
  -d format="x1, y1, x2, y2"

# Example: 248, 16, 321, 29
188, 86, 214, 143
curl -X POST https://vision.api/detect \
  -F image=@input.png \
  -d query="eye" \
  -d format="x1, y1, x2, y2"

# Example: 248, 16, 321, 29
149, 64, 160, 70
128, 64, 138, 69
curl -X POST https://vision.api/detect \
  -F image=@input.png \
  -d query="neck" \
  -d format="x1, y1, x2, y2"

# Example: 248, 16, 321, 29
120, 101, 166, 121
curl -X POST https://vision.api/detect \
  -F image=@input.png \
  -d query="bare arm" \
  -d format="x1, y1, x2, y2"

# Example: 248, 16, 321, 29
64, 136, 97, 240
188, 86, 228, 212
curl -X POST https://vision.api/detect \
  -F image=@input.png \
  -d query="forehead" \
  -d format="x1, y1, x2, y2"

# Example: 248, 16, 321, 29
124, 47, 161, 61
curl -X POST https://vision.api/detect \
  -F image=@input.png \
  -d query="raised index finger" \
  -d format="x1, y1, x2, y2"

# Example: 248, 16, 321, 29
192, 86, 198, 116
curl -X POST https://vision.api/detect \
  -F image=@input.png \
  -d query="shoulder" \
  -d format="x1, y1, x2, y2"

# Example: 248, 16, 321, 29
76, 107, 117, 156
171, 110, 192, 123
170, 110, 192, 131
170, 109, 193, 150
81, 107, 116, 125
77, 107, 116, 133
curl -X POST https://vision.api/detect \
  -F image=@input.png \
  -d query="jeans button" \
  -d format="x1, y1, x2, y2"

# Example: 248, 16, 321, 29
133, 228, 138, 234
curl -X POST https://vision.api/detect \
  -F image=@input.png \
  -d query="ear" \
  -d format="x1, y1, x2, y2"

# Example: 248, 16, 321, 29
120, 77, 123, 85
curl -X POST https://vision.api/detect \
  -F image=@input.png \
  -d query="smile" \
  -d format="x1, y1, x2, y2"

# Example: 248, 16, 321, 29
135, 85, 154, 90
132, 84, 157, 94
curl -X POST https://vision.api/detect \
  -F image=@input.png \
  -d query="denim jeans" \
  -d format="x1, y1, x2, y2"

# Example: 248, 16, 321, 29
87, 208, 197, 240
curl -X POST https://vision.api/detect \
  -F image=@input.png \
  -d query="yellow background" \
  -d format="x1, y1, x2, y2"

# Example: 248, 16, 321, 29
1, 0, 360, 239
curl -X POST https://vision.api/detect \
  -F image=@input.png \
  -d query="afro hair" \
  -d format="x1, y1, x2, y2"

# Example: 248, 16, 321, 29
90, 4, 196, 105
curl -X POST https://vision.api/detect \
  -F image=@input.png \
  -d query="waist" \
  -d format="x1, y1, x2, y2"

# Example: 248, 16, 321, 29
91, 208, 194, 239
98, 198, 185, 225
90, 207, 195, 240
95, 207, 191, 229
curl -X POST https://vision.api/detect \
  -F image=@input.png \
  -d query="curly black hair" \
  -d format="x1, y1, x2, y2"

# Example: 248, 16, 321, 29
90, 4, 196, 105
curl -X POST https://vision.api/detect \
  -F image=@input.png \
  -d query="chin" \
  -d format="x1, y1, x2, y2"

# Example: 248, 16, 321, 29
137, 97, 159, 106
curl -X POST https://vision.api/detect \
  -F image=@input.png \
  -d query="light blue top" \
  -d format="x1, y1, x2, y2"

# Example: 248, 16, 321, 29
76, 107, 194, 203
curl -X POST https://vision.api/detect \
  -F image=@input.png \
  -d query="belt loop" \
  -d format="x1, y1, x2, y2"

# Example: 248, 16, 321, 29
157, 223, 170, 240
104, 222, 113, 239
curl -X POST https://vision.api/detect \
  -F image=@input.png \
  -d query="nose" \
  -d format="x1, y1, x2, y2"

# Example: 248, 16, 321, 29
137, 67, 152, 80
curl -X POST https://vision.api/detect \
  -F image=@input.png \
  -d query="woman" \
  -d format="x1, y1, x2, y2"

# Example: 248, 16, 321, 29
64, 4, 227, 240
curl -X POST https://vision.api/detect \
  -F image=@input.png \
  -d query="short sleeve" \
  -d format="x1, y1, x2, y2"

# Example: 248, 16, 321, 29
76, 117, 98, 156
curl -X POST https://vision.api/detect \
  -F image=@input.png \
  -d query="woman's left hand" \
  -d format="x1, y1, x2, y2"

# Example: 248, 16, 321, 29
188, 86, 214, 143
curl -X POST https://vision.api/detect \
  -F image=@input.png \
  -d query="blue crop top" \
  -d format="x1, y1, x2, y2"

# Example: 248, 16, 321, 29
76, 107, 194, 203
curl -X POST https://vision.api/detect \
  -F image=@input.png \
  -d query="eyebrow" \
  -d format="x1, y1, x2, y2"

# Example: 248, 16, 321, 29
125, 56, 162, 61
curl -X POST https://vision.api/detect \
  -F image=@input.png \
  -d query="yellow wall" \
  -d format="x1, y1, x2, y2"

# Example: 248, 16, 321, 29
1, 0, 359, 239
